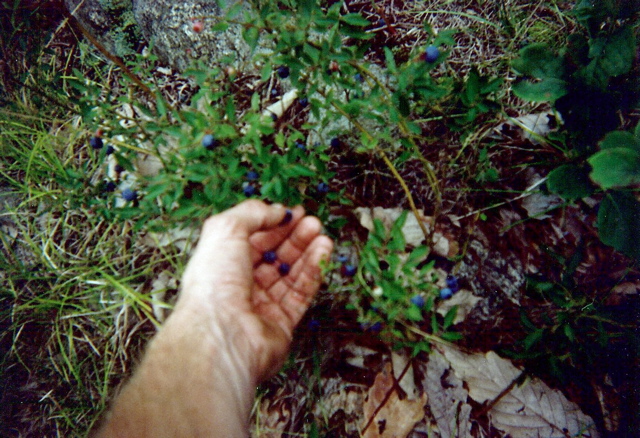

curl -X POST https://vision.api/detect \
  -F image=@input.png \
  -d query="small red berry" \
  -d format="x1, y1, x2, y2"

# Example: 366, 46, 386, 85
192, 20, 204, 33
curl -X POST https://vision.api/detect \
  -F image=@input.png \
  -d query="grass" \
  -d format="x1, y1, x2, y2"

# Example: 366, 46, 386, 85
1, 0, 638, 436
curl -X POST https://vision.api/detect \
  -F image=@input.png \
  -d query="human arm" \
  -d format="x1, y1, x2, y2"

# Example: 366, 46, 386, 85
94, 201, 334, 437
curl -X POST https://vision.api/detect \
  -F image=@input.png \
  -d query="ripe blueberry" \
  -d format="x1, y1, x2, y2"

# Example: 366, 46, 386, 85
296, 141, 306, 150
439, 288, 453, 300
270, 113, 278, 121
90, 136, 103, 149
369, 322, 383, 333
299, 97, 309, 107
263, 250, 277, 264
105, 145, 115, 155
377, 19, 386, 27
410, 295, 425, 308
246, 170, 259, 181
279, 209, 293, 225
121, 188, 137, 202
337, 254, 349, 263
243, 184, 256, 197
104, 181, 116, 192
317, 182, 329, 195
330, 137, 340, 148
278, 262, 291, 276
354, 73, 364, 83
425, 45, 440, 63
270, 88, 279, 97
115, 164, 125, 173
202, 134, 218, 150
341, 264, 356, 277
276, 66, 290, 78
446, 275, 459, 292
307, 319, 321, 332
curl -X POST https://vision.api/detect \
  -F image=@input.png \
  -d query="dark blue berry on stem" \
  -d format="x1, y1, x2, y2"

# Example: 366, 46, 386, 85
330, 137, 340, 148
410, 295, 425, 308
202, 134, 218, 150
263, 250, 277, 264
317, 182, 329, 195
115, 164, 125, 173
121, 188, 137, 202
279, 209, 293, 226
104, 181, 117, 192
278, 262, 291, 276
341, 264, 357, 277
369, 322, 383, 333
337, 254, 349, 263
105, 145, 115, 155
299, 97, 309, 107
378, 19, 386, 27
270, 113, 278, 122
446, 275, 459, 292
425, 45, 440, 63
296, 141, 306, 151
243, 185, 256, 197
90, 136, 103, 149
355, 73, 364, 83
439, 288, 453, 300
276, 66, 290, 78
246, 170, 259, 181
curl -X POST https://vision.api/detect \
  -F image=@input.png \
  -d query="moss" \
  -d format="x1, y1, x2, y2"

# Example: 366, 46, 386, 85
98, 0, 142, 57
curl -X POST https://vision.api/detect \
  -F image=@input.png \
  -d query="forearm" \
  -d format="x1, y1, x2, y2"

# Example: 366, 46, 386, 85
94, 304, 255, 438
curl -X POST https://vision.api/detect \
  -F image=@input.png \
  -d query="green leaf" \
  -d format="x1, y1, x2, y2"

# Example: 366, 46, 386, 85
597, 191, 640, 260
384, 46, 396, 73
523, 328, 544, 351
405, 305, 422, 322
440, 331, 463, 342
588, 148, 640, 189
512, 43, 565, 79
443, 306, 457, 330
340, 13, 370, 27
598, 27, 636, 77
512, 78, 568, 103
243, 26, 260, 51
406, 245, 429, 267
211, 21, 230, 32
547, 164, 594, 200
599, 130, 640, 152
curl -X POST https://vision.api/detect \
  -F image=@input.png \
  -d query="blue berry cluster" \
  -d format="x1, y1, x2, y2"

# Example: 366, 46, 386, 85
243, 170, 259, 197
439, 274, 460, 300
336, 254, 356, 278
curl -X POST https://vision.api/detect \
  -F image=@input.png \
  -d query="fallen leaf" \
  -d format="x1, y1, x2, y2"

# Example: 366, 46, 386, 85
436, 289, 482, 325
441, 346, 600, 438
362, 363, 426, 438
142, 227, 199, 252
421, 351, 472, 438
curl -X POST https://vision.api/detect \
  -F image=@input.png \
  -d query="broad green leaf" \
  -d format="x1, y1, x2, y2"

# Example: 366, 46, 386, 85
547, 164, 594, 200
340, 13, 370, 27
598, 27, 636, 77
588, 147, 640, 189
384, 46, 396, 73
599, 130, 640, 152
243, 26, 259, 51
512, 78, 568, 103
443, 306, 457, 330
405, 305, 422, 322
512, 43, 565, 79
597, 191, 640, 260
211, 21, 230, 32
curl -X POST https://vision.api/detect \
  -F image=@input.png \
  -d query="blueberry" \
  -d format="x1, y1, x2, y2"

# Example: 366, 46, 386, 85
425, 45, 440, 63
439, 288, 453, 300
121, 188, 137, 202
90, 136, 103, 149
295, 141, 306, 150
276, 65, 290, 78
299, 97, 309, 107
270, 88, 279, 97
446, 275, 459, 292
278, 262, 291, 276
270, 113, 278, 121
410, 295, 425, 308
307, 319, 321, 332
105, 145, 115, 155
317, 182, 329, 195
369, 322, 383, 333
330, 137, 341, 148
243, 184, 256, 197
354, 73, 364, 83
104, 181, 117, 192
263, 250, 277, 264
202, 134, 218, 150
246, 170, 259, 181
279, 209, 293, 226
341, 264, 357, 277
337, 254, 349, 263
115, 164, 125, 173
378, 19, 386, 27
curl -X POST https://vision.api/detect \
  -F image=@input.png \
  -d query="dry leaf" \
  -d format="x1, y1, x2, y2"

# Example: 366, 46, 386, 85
391, 351, 419, 401
142, 227, 199, 252
421, 351, 472, 438
436, 289, 482, 325
362, 363, 426, 438
441, 346, 600, 438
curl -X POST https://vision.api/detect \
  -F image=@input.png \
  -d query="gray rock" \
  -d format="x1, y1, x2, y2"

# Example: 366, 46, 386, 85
132, 0, 253, 72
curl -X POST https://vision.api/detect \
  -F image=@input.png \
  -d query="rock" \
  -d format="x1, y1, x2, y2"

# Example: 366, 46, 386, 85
65, 0, 256, 72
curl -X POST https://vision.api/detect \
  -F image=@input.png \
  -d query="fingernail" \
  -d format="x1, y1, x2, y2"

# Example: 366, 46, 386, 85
279, 209, 293, 226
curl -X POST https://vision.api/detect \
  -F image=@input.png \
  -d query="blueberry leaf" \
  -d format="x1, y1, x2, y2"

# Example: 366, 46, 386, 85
588, 147, 640, 189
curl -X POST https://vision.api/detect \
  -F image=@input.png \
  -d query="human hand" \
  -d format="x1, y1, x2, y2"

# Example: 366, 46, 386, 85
177, 200, 334, 382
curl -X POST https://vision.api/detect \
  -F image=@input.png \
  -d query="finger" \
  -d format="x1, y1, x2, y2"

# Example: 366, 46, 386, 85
206, 199, 292, 239
252, 216, 324, 286
270, 236, 333, 329
249, 205, 306, 264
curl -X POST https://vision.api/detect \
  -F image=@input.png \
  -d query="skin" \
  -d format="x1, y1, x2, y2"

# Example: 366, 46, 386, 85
94, 200, 334, 437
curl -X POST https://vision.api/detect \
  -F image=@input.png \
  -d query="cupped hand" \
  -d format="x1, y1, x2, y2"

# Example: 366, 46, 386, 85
178, 200, 334, 382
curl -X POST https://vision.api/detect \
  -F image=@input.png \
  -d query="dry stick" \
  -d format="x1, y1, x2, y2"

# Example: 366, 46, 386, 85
360, 356, 415, 436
